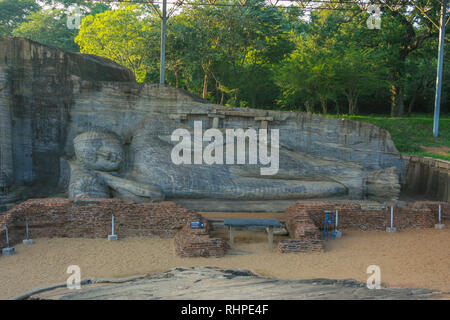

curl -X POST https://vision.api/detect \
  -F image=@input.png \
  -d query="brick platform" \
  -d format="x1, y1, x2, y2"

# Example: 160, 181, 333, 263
0, 198, 201, 251
279, 204, 324, 253
174, 219, 230, 258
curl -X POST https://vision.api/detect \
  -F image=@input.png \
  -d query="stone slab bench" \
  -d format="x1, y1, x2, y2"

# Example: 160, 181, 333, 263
223, 219, 282, 245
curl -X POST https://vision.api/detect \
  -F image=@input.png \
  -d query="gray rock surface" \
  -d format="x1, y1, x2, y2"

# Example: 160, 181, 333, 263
74, 131, 124, 171
26, 267, 441, 300
366, 167, 401, 201
0, 66, 14, 191
0, 36, 406, 211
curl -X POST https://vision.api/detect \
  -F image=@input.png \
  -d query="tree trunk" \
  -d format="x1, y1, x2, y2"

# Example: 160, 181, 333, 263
220, 91, 224, 105
251, 94, 256, 108
349, 99, 355, 115
320, 98, 327, 114
407, 94, 417, 117
305, 101, 314, 113
345, 90, 358, 115
390, 83, 405, 117
202, 73, 208, 100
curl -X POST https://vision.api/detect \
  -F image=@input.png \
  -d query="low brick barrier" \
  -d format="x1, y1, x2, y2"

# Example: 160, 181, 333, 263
298, 201, 437, 231
409, 201, 449, 221
1, 198, 445, 256
174, 219, 230, 258
0, 198, 201, 251
279, 200, 444, 253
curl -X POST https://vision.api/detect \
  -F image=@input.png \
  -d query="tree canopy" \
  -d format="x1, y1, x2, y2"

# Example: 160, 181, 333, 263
0, 0, 448, 116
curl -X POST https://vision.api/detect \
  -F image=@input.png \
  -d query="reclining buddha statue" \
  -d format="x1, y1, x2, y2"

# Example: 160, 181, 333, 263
68, 114, 400, 203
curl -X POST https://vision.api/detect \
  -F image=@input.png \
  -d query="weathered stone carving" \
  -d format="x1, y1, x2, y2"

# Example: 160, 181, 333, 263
70, 131, 165, 201
73, 131, 124, 171
0, 36, 405, 212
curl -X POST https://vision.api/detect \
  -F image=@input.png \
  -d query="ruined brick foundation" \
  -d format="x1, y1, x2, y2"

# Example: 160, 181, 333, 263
279, 200, 446, 253
0, 198, 201, 251
174, 218, 230, 258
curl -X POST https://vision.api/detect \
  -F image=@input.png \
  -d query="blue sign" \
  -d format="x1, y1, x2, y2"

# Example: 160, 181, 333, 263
190, 221, 205, 229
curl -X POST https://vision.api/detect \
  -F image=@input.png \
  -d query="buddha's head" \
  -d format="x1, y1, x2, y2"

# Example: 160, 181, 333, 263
74, 131, 124, 171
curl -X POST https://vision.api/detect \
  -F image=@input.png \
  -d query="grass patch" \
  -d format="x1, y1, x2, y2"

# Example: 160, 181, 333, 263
326, 113, 450, 161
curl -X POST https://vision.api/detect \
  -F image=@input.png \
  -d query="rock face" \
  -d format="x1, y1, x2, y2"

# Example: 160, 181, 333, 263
402, 155, 450, 202
22, 267, 440, 300
0, 66, 14, 191
366, 167, 401, 201
0, 36, 406, 212
0, 36, 135, 211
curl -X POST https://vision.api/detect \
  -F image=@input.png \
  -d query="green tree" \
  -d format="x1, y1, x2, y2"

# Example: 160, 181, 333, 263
75, 4, 160, 82
275, 35, 337, 113
0, 0, 39, 36
171, 0, 293, 107
334, 47, 387, 115
275, 9, 388, 114
404, 41, 438, 115
13, 8, 80, 52
366, 1, 444, 116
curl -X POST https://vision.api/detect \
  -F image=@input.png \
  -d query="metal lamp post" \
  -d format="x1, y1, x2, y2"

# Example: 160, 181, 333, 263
433, 0, 447, 137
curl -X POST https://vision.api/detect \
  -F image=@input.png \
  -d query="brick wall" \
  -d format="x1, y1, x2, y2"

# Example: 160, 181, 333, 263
174, 218, 230, 258
279, 200, 443, 254
0, 198, 201, 251
288, 201, 437, 231
409, 201, 449, 221
1, 198, 444, 256
278, 204, 324, 253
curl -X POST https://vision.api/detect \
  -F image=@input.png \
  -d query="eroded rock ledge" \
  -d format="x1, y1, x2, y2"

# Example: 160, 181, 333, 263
23, 267, 441, 300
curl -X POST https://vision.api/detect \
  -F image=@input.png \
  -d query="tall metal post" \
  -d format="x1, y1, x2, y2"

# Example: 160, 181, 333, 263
26, 216, 29, 240
386, 206, 397, 233
435, 204, 446, 229
108, 215, 118, 241
5, 224, 10, 248
433, 0, 447, 137
160, 0, 167, 84
2, 223, 15, 254
112, 215, 115, 235
23, 216, 34, 245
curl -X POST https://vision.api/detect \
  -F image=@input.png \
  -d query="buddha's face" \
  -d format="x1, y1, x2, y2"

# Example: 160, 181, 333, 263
74, 131, 124, 171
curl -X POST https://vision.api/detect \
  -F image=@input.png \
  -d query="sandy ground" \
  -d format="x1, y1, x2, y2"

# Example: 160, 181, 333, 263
0, 223, 449, 300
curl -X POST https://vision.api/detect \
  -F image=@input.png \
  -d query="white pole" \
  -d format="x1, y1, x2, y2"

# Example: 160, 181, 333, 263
159, 0, 167, 84
5, 224, 10, 248
335, 210, 339, 228
433, 0, 447, 137
390, 206, 394, 228
26, 216, 29, 240
439, 205, 442, 224
112, 215, 115, 236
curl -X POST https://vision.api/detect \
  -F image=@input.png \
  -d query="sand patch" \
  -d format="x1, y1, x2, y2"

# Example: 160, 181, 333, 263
421, 146, 450, 156
0, 224, 448, 300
